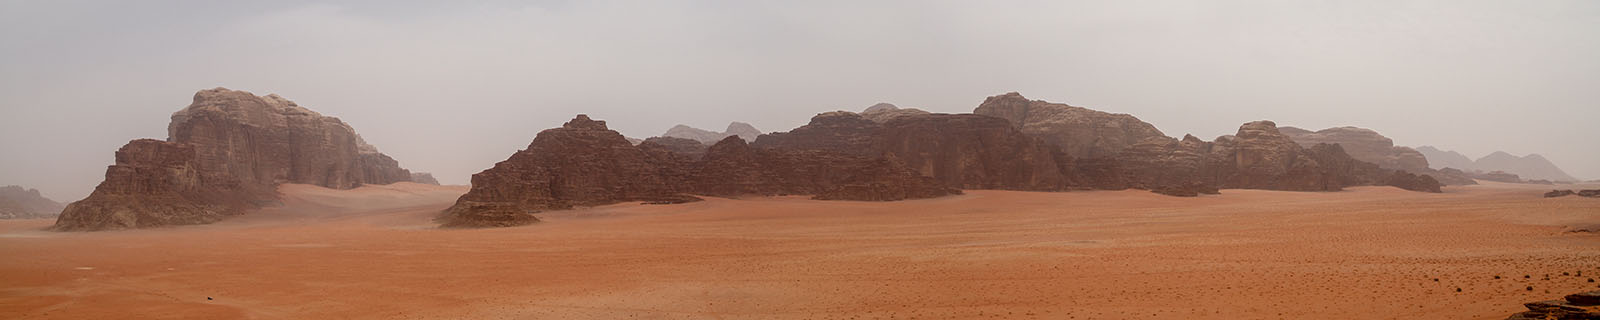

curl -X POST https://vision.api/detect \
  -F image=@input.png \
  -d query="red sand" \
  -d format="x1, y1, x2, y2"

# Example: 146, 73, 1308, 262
2, 181, 1597, 319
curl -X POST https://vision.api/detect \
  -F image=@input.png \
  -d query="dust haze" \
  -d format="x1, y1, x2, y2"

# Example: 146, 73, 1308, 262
2, 0, 1597, 201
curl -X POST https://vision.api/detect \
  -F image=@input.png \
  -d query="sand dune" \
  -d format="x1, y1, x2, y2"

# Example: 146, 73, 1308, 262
1, 182, 1597, 319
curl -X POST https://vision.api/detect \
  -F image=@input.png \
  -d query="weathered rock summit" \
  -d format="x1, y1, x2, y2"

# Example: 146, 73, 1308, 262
974, 92, 1167, 159
54, 88, 419, 231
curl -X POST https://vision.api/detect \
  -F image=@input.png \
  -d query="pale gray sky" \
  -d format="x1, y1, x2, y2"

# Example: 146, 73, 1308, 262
2, 0, 1597, 201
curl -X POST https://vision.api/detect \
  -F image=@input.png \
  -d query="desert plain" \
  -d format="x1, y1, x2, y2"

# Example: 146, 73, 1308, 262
1, 182, 1597, 319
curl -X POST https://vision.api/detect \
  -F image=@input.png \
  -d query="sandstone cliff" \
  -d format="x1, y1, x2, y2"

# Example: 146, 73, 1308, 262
974, 92, 1167, 159
410, 172, 441, 185
1278, 126, 1430, 172
441, 115, 957, 228
54, 88, 419, 231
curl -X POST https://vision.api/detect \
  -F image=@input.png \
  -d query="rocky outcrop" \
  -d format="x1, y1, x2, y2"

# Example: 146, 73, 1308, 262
662, 122, 764, 145
752, 111, 880, 155
1546, 189, 1600, 198
1103, 121, 1441, 194
1278, 126, 1430, 172
440, 115, 690, 228
690, 137, 957, 200
641, 136, 708, 159
756, 112, 1068, 191
873, 114, 1064, 190
0, 186, 65, 219
441, 115, 956, 228
974, 92, 1167, 159
859, 103, 932, 123
410, 172, 441, 185
1416, 146, 1475, 170
1505, 290, 1599, 320
54, 139, 269, 230
54, 88, 418, 231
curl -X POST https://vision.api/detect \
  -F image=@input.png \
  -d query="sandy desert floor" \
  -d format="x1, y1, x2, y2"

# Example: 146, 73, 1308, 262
2, 181, 1598, 319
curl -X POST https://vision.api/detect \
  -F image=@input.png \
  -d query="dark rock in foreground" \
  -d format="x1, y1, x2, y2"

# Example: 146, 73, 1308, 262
1505, 291, 1600, 319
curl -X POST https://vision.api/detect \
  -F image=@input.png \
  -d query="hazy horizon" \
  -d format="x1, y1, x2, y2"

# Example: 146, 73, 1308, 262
3, 1, 1597, 201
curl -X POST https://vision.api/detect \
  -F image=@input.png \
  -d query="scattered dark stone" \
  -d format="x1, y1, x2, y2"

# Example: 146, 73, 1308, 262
1546, 190, 1576, 198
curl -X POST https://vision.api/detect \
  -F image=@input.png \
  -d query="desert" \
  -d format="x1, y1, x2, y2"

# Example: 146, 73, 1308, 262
5, 2, 1600, 320
2, 181, 1597, 319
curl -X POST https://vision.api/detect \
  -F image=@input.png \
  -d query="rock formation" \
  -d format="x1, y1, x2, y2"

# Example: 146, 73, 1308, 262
54, 88, 419, 231
661, 122, 764, 145
859, 103, 932, 123
440, 115, 957, 228
0, 185, 65, 219
974, 92, 1167, 159
1278, 126, 1430, 172
1505, 290, 1599, 319
1545, 189, 1600, 198
755, 111, 1067, 191
641, 136, 708, 159
410, 172, 441, 185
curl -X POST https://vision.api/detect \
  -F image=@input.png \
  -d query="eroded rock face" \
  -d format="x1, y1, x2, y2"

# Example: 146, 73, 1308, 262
168, 88, 413, 189
1279, 126, 1430, 172
54, 88, 418, 231
440, 115, 688, 228
54, 140, 270, 230
442, 115, 958, 228
0, 186, 65, 219
752, 111, 880, 155
873, 114, 1064, 191
1504, 290, 1599, 319
974, 92, 1167, 159
689, 137, 957, 200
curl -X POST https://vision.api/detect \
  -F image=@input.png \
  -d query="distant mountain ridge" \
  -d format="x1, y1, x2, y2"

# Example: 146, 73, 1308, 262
661, 122, 762, 145
1415, 146, 1578, 182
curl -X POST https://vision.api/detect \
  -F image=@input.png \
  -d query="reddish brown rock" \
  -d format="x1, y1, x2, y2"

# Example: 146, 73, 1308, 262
974, 92, 1167, 159
167, 88, 413, 189
0, 185, 65, 219
872, 114, 1064, 191
53, 140, 269, 230
54, 88, 420, 231
439, 115, 690, 228
752, 111, 880, 155
443, 115, 958, 228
